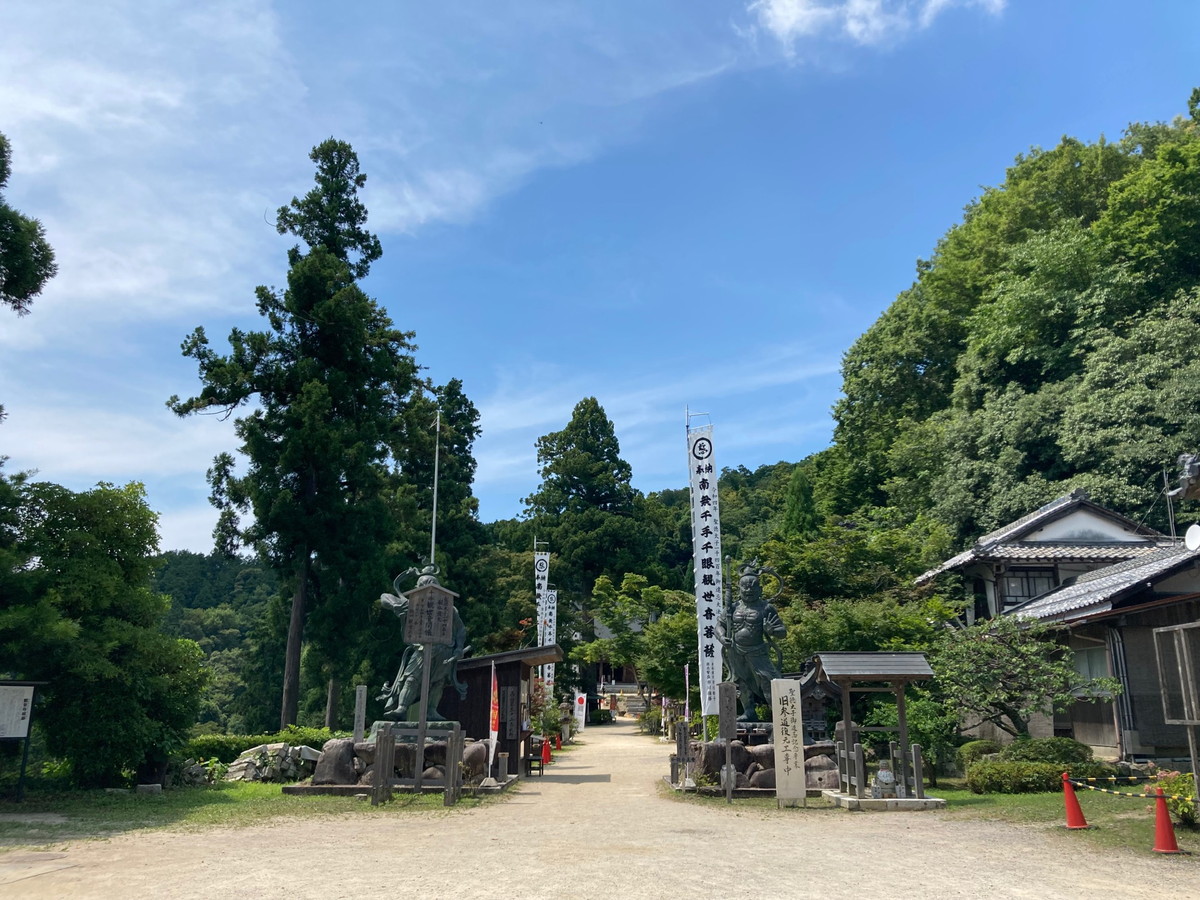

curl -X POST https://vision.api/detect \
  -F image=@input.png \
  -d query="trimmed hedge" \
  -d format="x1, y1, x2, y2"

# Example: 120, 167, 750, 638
957, 739, 1001, 771
999, 737, 1093, 765
182, 726, 350, 764
966, 759, 1117, 794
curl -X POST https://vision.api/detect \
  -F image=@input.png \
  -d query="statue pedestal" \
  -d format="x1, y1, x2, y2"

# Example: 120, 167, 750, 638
364, 719, 459, 743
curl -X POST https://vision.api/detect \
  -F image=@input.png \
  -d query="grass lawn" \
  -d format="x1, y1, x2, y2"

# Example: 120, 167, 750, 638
0, 780, 497, 849
665, 777, 1200, 858
935, 779, 1199, 856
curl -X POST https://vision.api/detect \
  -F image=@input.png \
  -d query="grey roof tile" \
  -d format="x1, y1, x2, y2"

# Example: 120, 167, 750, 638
915, 491, 1167, 583
1008, 546, 1200, 622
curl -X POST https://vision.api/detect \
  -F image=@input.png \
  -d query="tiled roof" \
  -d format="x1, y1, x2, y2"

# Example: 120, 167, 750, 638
915, 490, 1167, 584
974, 491, 1087, 547
1008, 546, 1200, 623
984, 542, 1168, 561
814, 651, 933, 681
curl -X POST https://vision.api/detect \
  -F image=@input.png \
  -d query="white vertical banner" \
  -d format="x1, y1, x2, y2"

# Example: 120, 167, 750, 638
543, 589, 558, 693
534, 551, 550, 646
573, 691, 588, 731
687, 424, 723, 716
771, 678, 807, 808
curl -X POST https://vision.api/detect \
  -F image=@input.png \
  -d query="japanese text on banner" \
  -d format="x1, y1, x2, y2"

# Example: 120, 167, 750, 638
687, 424, 723, 716
534, 551, 550, 646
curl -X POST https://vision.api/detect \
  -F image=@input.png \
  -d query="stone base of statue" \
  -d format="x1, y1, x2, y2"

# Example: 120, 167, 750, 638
364, 719, 460, 744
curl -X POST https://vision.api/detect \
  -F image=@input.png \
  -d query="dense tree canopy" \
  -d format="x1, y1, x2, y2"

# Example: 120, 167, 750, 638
830, 94, 1200, 543
0, 132, 56, 316
0, 479, 205, 786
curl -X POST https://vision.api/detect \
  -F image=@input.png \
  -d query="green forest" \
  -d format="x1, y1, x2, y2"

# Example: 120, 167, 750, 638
5, 91, 1200, 786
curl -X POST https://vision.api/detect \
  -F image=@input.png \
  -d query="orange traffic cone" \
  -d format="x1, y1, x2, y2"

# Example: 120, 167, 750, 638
541, 736, 552, 766
556, 733, 562, 750
1062, 773, 1090, 829
1153, 786, 1183, 854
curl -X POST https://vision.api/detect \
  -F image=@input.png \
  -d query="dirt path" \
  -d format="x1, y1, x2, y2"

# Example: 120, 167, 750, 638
1, 720, 1197, 898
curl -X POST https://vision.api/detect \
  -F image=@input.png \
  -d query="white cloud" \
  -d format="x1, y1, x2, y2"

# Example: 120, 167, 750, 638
747, 0, 1006, 51
2, 398, 237, 484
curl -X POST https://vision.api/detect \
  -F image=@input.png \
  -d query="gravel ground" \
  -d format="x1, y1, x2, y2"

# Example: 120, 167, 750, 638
1, 719, 1197, 899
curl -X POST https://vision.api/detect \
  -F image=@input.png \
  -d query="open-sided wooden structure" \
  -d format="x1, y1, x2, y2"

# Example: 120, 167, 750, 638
812, 651, 934, 801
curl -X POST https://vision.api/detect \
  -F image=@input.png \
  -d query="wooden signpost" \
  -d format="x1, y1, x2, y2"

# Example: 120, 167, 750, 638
718, 681, 737, 804
403, 582, 455, 793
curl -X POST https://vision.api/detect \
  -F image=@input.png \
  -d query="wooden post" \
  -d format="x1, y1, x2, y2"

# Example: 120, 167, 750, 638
853, 742, 865, 800
912, 744, 925, 799
840, 681, 853, 758
414, 643, 432, 793
353, 684, 367, 743
718, 681, 736, 805
372, 725, 395, 807
895, 682, 911, 798
840, 739, 849, 796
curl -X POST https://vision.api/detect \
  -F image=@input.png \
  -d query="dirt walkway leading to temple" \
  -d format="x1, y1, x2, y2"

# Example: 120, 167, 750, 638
1, 720, 1196, 898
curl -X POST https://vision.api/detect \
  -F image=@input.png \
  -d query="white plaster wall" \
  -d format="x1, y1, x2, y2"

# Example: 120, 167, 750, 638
1026, 509, 1152, 543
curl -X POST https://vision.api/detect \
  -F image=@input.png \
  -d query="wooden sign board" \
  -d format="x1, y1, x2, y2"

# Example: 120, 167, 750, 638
718, 681, 737, 741
404, 587, 455, 645
501, 686, 519, 740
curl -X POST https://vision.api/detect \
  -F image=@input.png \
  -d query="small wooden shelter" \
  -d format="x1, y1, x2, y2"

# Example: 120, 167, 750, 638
438, 645, 562, 773
812, 651, 936, 804
812, 651, 934, 751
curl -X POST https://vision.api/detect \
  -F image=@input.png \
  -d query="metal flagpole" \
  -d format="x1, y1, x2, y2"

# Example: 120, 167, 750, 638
430, 410, 440, 563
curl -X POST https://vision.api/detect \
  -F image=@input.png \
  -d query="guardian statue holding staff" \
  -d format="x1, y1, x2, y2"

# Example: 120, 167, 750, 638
376, 563, 468, 722
717, 559, 786, 721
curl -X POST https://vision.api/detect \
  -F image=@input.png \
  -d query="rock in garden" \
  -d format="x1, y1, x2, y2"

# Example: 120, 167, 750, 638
313, 738, 357, 785
805, 754, 840, 789
462, 741, 488, 778
749, 768, 776, 789
748, 744, 775, 768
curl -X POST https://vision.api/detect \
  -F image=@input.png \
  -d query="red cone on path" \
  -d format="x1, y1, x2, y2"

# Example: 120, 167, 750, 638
541, 736, 552, 765
1153, 786, 1183, 853
1062, 773, 1090, 829
556, 734, 562, 750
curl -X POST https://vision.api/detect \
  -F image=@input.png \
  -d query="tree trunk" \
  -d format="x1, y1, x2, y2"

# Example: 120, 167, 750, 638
280, 553, 310, 729
324, 675, 341, 730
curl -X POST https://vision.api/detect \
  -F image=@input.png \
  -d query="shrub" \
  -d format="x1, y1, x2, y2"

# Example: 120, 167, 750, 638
181, 726, 349, 764
966, 760, 1117, 794
999, 737, 1093, 765
957, 740, 1001, 772
1155, 771, 1197, 827
638, 707, 662, 734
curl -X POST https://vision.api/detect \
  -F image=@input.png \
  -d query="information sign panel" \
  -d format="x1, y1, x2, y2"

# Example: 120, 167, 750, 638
404, 587, 455, 645
0, 685, 35, 739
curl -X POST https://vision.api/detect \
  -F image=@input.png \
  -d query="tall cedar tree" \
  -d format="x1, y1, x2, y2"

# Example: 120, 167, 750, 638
169, 139, 419, 727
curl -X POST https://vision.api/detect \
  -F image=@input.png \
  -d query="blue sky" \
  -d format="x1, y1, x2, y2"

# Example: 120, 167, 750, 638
1, 1, 1196, 552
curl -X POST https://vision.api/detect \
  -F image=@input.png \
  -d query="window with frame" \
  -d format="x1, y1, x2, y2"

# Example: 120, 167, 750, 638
1001, 567, 1055, 605
1073, 646, 1112, 697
